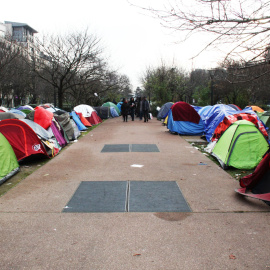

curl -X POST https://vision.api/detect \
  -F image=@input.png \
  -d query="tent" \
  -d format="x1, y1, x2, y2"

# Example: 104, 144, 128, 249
236, 151, 270, 202
259, 111, 270, 134
70, 111, 87, 131
86, 112, 102, 125
94, 106, 110, 119
17, 105, 34, 111
211, 113, 268, 142
249, 105, 265, 113
76, 112, 92, 127
0, 112, 25, 120
117, 102, 123, 113
211, 120, 269, 170
102, 102, 120, 115
0, 106, 8, 112
74, 104, 94, 117
0, 132, 20, 185
157, 102, 173, 120
20, 119, 60, 157
109, 107, 119, 118
27, 107, 68, 147
0, 119, 49, 162
54, 112, 80, 141
228, 104, 242, 111
167, 101, 205, 135
198, 104, 238, 142
74, 104, 102, 125
9, 109, 26, 118
198, 104, 259, 142
27, 106, 53, 130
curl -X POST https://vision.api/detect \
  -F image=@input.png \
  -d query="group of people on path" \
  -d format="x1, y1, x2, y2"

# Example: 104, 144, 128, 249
121, 97, 150, 122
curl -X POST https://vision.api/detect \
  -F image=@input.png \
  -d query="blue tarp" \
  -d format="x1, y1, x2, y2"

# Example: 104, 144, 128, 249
167, 109, 205, 135
70, 111, 87, 131
198, 104, 257, 142
157, 102, 173, 120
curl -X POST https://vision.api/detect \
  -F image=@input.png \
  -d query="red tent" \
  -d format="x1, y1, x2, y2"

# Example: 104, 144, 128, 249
0, 119, 49, 161
171, 102, 200, 124
76, 112, 92, 127
236, 151, 270, 202
212, 113, 268, 142
85, 111, 102, 125
33, 106, 53, 130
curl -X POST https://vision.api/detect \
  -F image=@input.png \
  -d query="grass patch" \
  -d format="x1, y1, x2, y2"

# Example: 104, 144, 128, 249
190, 141, 254, 181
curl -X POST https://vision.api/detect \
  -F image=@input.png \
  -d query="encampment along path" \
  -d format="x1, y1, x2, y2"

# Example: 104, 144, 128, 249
1, 117, 269, 269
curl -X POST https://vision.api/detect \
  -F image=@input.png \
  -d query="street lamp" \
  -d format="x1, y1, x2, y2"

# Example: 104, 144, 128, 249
208, 69, 216, 106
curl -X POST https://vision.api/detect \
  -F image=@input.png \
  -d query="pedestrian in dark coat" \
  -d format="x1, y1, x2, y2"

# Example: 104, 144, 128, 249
142, 96, 150, 122
121, 98, 129, 122
129, 97, 136, 121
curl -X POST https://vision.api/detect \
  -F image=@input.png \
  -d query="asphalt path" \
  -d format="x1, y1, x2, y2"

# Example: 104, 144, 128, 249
1, 116, 269, 269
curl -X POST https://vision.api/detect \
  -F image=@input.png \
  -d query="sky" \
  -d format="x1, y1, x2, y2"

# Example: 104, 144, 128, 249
1, 0, 223, 90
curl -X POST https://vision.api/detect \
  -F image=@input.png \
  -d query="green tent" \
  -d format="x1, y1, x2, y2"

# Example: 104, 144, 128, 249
0, 133, 20, 185
259, 111, 270, 129
212, 120, 269, 170
102, 102, 121, 115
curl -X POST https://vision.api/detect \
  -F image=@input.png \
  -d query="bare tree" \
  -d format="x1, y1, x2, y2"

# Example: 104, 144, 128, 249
32, 29, 106, 108
137, 0, 270, 63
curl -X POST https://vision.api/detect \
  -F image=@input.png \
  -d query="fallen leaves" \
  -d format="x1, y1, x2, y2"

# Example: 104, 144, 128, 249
229, 254, 236, 260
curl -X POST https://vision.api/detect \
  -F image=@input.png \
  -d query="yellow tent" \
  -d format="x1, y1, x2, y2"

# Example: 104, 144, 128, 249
250, 106, 265, 113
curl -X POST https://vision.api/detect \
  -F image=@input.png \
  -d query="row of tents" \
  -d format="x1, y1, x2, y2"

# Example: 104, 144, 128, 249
157, 101, 270, 204
0, 102, 121, 186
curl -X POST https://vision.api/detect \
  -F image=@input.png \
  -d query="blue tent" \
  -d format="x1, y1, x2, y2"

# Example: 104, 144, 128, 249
167, 102, 205, 135
110, 107, 119, 118
70, 111, 87, 131
117, 102, 123, 113
198, 104, 257, 142
9, 109, 26, 118
157, 102, 173, 120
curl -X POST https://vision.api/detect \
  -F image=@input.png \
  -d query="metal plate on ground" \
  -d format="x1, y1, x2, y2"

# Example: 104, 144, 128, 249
128, 181, 191, 212
63, 181, 127, 212
101, 144, 159, 153
101, 144, 129, 152
131, 144, 159, 152
63, 181, 191, 213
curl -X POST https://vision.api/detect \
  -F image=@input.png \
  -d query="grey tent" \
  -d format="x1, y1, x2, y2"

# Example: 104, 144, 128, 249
0, 112, 25, 120
54, 112, 80, 141
94, 106, 110, 119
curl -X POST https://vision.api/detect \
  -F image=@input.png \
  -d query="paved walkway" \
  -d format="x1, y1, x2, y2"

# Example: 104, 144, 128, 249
1, 117, 270, 269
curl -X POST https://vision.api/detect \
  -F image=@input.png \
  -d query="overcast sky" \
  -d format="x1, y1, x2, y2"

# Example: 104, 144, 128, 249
1, 0, 223, 90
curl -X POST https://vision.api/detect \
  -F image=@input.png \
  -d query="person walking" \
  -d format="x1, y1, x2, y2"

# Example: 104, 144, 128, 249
142, 96, 150, 122
121, 98, 129, 122
129, 97, 136, 121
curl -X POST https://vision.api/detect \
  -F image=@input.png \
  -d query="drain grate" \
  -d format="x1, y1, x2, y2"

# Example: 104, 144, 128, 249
101, 144, 160, 153
63, 181, 191, 213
